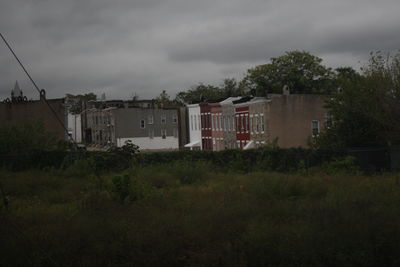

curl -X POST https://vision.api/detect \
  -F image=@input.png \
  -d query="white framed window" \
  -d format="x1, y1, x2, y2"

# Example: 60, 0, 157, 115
198, 115, 201, 130
245, 114, 249, 132
172, 114, 178, 124
140, 119, 145, 129
219, 114, 222, 131
191, 115, 194, 130
194, 115, 197, 130
161, 115, 166, 124
312, 120, 320, 136
149, 129, 154, 139
148, 115, 154, 124
240, 114, 244, 132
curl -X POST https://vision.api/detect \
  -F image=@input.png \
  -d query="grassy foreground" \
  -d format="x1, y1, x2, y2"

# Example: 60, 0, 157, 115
1, 164, 400, 266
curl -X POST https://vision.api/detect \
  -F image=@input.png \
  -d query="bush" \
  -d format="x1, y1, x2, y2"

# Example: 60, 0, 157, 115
323, 156, 360, 175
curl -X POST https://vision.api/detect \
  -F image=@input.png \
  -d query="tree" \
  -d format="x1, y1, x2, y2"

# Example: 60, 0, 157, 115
155, 90, 177, 108
315, 52, 400, 150
221, 78, 243, 97
175, 83, 225, 104
66, 93, 97, 114
241, 51, 335, 95
0, 122, 60, 153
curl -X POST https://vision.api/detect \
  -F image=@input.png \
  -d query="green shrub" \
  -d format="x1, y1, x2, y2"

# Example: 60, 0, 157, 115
111, 175, 131, 202
323, 156, 360, 175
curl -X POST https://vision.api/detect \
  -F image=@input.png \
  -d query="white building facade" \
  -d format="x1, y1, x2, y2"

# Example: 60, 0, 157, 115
185, 103, 202, 150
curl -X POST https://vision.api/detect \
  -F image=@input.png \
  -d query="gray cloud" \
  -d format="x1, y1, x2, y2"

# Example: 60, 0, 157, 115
1, 0, 399, 100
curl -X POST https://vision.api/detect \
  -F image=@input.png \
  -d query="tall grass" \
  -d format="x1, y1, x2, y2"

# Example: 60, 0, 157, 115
1, 167, 400, 266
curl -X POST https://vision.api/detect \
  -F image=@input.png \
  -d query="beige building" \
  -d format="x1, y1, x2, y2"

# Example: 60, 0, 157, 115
266, 94, 328, 148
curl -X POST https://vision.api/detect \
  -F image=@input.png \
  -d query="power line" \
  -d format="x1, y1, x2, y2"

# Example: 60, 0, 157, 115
0, 32, 78, 147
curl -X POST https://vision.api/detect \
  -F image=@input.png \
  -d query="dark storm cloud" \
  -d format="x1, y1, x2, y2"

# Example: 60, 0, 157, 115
1, 0, 399, 100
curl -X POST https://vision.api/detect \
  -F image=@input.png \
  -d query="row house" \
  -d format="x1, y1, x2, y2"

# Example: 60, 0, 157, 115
210, 102, 224, 151
185, 93, 329, 150
200, 102, 212, 150
221, 97, 241, 149
247, 97, 269, 149
85, 100, 180, 151
185, 103, 201, 150
233, 97, 252, 149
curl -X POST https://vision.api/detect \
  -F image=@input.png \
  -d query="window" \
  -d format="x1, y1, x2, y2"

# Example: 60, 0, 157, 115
212, 114, 215, 130
161, 129, 167, 139
149, 129, 154, 139
255, 116, 260, 133
173, 128, 178, 138
198, 115, 201, 130
161, 115, 166, 124
235, 115, 240, 133
172, 114, 178, 124
148, 115, 154, 124
191, 115, 194, 130
245, 114, 249, 132
260, 114, 265, 132
312, 120, 320, 136
140, 119, 145, 129
194, 115, 197, 130
224, 116, 227, 131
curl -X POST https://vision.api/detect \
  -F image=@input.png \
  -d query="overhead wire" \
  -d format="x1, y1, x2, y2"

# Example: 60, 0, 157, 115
0, 32, 78, 147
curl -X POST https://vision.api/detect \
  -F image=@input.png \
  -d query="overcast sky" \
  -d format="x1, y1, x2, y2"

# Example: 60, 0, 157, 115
1, 0, 399, 100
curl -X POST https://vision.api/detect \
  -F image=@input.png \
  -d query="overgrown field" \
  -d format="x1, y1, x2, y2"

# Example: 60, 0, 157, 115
1, 163, 400, 266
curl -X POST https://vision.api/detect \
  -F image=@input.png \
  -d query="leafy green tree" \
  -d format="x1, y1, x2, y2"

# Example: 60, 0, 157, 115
315, 52, 400, 150
175, 83, 225, 104
221, 78, 243, 97
242, 51, 335, 95
0, 122, 60, 153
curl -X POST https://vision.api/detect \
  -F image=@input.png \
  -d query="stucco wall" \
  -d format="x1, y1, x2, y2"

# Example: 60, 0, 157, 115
268, 94, 328, 148
113, 108, 178, 139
